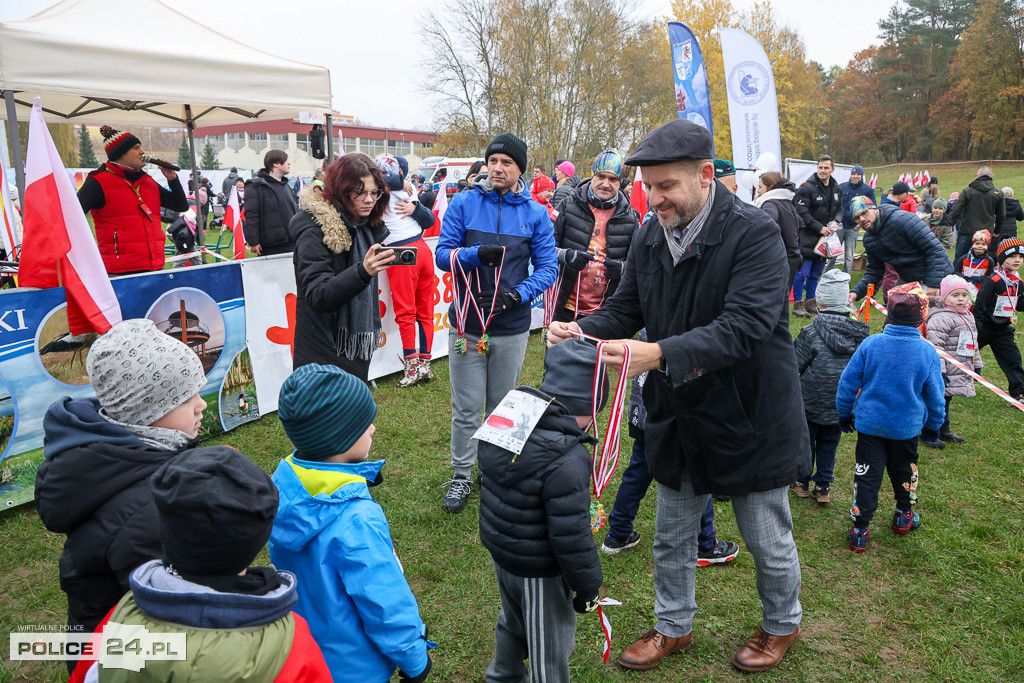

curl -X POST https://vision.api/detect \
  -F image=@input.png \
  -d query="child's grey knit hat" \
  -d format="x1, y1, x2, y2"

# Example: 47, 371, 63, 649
86, 319, 207, 426
816, 269, 851, 312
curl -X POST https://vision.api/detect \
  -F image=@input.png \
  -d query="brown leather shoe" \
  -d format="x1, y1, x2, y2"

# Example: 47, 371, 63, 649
732, 626, 800, 672
617, 629, 693, 671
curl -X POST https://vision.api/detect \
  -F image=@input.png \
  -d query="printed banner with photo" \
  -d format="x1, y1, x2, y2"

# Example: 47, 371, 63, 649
0, 263, 254, 508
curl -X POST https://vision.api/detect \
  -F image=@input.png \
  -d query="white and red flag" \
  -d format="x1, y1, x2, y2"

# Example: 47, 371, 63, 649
630, 167, 648, 218
869, 173, 878, 189
923, 169, 931, 185
434, 180, 449, 225
913, 170, 922, 187
0, 155, 20, 260
223, 185, 246, 259
18, 97, 121, 334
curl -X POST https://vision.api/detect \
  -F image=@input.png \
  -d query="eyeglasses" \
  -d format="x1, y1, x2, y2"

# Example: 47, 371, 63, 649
350, 189, 384, 201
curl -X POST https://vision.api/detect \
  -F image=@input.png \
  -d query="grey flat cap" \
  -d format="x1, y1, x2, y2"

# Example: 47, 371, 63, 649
625, 119, 714, 167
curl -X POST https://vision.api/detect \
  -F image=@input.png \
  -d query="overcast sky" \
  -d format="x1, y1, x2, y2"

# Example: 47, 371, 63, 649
1, 0, 900, 131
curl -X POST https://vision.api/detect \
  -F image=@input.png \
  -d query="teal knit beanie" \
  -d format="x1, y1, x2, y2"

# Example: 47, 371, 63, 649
278, 364, 378, 461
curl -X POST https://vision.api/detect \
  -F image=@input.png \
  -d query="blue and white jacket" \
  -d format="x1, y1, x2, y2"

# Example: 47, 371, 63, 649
270, 455, 433, 683
435, 175, 558, 336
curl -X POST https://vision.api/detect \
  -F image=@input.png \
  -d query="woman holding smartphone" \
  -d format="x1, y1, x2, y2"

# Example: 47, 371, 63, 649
289, 153, 395, 381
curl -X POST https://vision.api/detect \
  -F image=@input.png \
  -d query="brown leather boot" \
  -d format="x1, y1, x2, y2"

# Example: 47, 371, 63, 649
732, 626, 800, 672
617, 629, 693, 671
804, 298, 818, 315
792, 300, 809, 318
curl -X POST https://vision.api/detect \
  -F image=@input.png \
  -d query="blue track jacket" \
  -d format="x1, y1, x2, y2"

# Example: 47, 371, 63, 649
435, 176, 558, 336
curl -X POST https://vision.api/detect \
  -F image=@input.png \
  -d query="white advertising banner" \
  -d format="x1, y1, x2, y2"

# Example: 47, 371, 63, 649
720, 28, 783, 179
786, 159, 854, 190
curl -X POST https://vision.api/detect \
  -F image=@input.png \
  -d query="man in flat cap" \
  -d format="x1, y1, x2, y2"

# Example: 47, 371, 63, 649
549, 119, 807, 674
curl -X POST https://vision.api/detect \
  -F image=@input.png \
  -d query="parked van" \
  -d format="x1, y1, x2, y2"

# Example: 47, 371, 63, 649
410, 157, 484, 197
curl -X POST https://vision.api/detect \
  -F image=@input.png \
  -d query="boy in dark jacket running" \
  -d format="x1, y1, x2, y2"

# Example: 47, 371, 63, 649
973, 238, 1024, 401
792, 270, 870, 503
477, 339, 604, 683
35, 319, 208, 650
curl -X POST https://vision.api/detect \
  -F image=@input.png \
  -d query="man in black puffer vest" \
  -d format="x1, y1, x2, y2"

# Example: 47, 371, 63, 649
552, 149, 639, 322
848, 197, 953, 305
478, 338, 605, 683
244, 149, 297, 255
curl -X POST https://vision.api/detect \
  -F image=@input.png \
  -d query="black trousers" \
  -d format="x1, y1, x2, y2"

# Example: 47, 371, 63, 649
852, 432, 918, 528
977, 324, 1024, 397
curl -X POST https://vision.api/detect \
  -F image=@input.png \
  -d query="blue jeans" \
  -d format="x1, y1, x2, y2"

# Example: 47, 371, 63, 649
798, 419, 841, 486
606, 438, 716, 550
792, 259, 826, 301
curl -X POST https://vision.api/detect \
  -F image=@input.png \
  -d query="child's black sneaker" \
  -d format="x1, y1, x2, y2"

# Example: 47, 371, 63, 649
812, 484, 831, 504
848, 526, 870, 552
441, 475, 472, 514
891, 509, 921, 534
601, 530, 641, 555
697, 540, 740, 566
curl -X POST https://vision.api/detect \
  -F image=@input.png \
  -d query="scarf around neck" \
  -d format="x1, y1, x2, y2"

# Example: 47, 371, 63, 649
333, 205, 383, 361
663, 181, 716, 265
100, 408, 195, 451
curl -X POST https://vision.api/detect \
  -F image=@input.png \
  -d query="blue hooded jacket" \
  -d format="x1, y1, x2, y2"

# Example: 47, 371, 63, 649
839, 167, 877, 229
270, 455, 432, 683
435, 175, 558, 336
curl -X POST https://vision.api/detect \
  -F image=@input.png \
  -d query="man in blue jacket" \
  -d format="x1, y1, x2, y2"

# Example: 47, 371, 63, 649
435, 132, 558, 514
838, 165, 876, 273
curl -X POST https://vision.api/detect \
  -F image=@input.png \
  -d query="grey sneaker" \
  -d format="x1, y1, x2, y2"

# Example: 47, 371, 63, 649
601, 530, 641, 555
442, 475, 472, 514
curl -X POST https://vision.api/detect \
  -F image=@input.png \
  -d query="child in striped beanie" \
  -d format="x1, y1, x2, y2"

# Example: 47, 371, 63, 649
269, 364, 434, 682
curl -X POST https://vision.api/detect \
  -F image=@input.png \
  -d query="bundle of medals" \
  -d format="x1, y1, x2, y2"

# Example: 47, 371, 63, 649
449, 247, 506, 355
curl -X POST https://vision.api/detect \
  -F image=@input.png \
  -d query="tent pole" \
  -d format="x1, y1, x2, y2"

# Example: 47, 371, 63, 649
3, 91, 26, 202
185, 104, 206, 264
325, 114, 334, 162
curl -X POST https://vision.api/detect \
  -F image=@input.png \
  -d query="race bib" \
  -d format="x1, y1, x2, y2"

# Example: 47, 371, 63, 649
956, 329, 976, 357
963, 266, 984, 278
472, 389, 552, 455
994, 295, 1016, 318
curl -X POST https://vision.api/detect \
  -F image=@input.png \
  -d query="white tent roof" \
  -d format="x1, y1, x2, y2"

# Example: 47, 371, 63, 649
0, 0, 331, 126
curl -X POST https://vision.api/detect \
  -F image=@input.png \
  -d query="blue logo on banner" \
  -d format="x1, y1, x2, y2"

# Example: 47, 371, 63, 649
728, 61, 770, 105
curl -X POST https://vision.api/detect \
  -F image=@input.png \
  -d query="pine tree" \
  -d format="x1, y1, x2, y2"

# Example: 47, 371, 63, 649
78, 124, 98, 167
177, 136, 191, 169
199, 141, 220, 170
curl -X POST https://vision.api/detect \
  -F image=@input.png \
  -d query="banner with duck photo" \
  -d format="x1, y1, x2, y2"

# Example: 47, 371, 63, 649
0, 263, 253, 509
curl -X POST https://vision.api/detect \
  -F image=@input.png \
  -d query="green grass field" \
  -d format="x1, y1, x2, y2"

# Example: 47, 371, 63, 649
861, 162, 1024, 207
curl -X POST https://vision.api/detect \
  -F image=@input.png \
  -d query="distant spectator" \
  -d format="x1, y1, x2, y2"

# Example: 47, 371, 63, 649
551, 160, 579, 211
995, 186, 1022, 256
949, 166, 1006, 264
838, 165, 877, 273
244, 150, 298, 256
221, 166, 240, 197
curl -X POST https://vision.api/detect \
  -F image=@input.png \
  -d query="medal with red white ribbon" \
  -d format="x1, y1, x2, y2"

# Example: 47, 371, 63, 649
449, 250, 473, 355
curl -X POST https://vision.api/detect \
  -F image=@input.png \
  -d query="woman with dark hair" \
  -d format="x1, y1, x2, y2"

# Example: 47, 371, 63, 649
753, 171, 804, 307
289, 153, 396, 380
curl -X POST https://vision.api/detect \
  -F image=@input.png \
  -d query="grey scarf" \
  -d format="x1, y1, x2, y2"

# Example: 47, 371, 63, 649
663, 181, 716, 265
335, 209, 384, 362
100, 408, 194, 451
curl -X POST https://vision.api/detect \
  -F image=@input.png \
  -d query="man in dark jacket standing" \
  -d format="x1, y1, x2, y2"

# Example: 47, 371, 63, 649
847, 197, 953, 305
792, 155, 842, 314
838, 165, 876, 273
244, 150, 297, 255
548, 119, 807, 674
949, 165, 1006, 264
551, 149, 638, 322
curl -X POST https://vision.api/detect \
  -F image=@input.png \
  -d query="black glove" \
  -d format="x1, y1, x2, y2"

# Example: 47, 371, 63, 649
558, 248, 594, 271
475, 286, 521, 314
399, 655, 431, 682
941, 373, 950, 385
839, 415, 855, 433
974, 366, 983, 375
573, 593, 599, 614
604, 258, 625, 279
476, 244, 505, 267
921, 427, 940, 443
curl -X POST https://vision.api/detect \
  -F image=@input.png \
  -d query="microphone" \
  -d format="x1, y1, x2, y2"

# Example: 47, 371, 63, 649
143, 155, 181, 172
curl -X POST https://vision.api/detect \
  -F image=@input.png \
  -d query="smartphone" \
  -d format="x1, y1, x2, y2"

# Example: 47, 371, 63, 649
390, 246, 418, 266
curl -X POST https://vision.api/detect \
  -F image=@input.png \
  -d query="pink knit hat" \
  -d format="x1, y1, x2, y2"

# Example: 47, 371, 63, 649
557, 161, 576, 177
940, 274, 972, 303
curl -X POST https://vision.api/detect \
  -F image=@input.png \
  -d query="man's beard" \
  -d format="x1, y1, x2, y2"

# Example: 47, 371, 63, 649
657, 195, 704, 231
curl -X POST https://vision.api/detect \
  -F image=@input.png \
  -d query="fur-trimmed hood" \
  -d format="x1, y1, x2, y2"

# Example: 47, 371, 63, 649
296, 186, 355, 254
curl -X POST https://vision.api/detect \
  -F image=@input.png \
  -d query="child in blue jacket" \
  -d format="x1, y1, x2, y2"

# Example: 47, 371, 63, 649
836, 288, 945, 552
270, 364, 434, 682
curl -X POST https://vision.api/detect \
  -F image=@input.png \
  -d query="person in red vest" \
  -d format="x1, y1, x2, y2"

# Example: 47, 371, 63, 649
77, 125, 188, 275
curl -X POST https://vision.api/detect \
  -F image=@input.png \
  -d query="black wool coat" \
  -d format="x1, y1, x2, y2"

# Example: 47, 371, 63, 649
552, 180, 639, 312
578, 181, 810, 495
478, 388, 603, 598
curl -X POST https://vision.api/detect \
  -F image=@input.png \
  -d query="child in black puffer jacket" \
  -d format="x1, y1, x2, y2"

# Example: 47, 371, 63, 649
478, 338, 604, 683
792, 270, 869, 503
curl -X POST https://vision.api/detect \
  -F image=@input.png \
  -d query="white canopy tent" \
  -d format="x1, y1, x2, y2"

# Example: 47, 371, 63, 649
0, 0, 334, 213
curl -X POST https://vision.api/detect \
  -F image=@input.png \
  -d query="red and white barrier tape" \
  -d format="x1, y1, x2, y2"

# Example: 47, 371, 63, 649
164, 247, 231, 265
864, 296, 1024, 413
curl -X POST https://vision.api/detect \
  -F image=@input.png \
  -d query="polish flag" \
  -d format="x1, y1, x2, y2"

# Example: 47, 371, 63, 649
434, 180, 449, 224
223, 185, 245, 259
869, 173, 878, 189
923, 169, 931, 184
913, 170, 922, 187
630, 167, 648, 218
17, 98, 121, 334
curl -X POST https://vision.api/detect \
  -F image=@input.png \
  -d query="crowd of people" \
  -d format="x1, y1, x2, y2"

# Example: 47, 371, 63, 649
35, 118, 1024, 681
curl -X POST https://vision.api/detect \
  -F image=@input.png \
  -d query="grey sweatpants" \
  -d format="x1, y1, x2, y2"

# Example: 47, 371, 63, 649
838, 227, 859, 273
485, 563, 577, 683
448, 329, 529, 477
653, 477, 802, 638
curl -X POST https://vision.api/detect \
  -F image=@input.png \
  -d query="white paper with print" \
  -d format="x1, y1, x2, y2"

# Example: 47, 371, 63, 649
472, 390, 552, 455
956, 329, 976, 357
963, 265, 985, 278
994, 295, 1016, 318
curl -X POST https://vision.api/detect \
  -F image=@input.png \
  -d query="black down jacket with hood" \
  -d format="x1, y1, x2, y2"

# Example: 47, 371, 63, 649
477, 387, 602, 598
34, 397, 192, 633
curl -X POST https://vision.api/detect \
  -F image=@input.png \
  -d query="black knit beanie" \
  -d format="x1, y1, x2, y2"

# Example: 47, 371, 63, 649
100, 125, 141, 162
486, 133, 528, 174
152, 447, 278, 576
541, 338, 609, 416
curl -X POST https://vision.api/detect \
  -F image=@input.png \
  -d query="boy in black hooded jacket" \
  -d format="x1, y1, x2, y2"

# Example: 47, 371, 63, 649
477, 338, 605, 683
